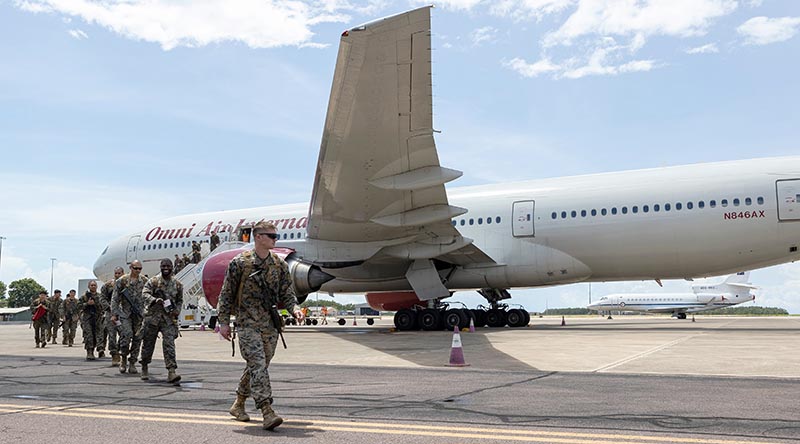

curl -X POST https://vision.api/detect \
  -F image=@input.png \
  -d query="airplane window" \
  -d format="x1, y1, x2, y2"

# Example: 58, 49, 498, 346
611, 207, 617, 215
721, 199, 728, 207
733, 198, 740, 206
745, 197, 752, 205
571, 210, 577, 218
757, 196, 764, 205
581, 210, 587, 217
452, 220, 456, 226
664, 203, 670, 211
496, 217, 501, 223
170, 243, 173, 248
283, 234, 288, 239
478, 217, 483, 224
601, 208, 607, 216
591, 209, 597, 216
460, 220, 465, 226
551, 212, 557, 220
469, 219, 474, 225
158, 244, 161, 249
652, 204, 658, 212
676, 202, 682, 210
710, 200, 717, 208
622, 207, 628, 214
487, 217, 492, 224
698, 201, 705, 208
561, 211, 567, 219
643, 205, 649, 213
687, 202, 693, 209
290, 233, 294, 239
632, 206, 638, 214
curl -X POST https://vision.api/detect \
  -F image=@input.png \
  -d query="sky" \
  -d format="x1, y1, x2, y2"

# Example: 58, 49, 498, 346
1, 0, 799, 312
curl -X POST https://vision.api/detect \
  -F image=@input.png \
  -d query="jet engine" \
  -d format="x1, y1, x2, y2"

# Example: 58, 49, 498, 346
201, 246, 334, 307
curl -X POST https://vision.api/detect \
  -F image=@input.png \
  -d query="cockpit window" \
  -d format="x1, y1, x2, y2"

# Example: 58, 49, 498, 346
101, 246, 108, 255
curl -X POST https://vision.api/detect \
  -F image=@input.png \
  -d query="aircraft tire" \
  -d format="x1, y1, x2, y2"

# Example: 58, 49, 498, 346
471, 309, 487, 328
366, 318, 375, 325
486, 309, 507, 328
419, 309, 442, 330
443, 309, 466, 330
338, 318, 346, 326
521, 310, 531, 326
506, 309, 525, 327
395, 309, 419, 331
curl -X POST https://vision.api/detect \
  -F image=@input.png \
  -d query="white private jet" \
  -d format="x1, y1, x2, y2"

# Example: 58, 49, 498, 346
93, 6, 800, 331
587, 272, 757, 319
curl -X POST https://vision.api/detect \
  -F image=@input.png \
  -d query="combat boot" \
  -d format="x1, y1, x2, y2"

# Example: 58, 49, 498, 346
111, 353, 120, 366
52, 337, 57, 344
98, 350, 105, 358
35, 343, 40, 348
62, 338, 66, 345
140, 364, 149, 381
41, 342, 46, 348
127, 361, 138, 374
260, 404, 283, 431
229, 395, 250, 422
167, 369, 181, 383
86, 350, 95, 361
119, 355, 128, 373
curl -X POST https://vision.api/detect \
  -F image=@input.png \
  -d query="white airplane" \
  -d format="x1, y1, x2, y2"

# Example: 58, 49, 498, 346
587, 272, 757, 319
92, 6, 800, 331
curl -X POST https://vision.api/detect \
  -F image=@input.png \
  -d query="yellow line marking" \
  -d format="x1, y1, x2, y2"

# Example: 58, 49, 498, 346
0, 403, 782, 444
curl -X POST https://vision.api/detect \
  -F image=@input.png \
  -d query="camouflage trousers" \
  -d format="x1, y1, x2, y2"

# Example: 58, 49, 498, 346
62, 318, 77, 344
95, 317, 107, 353
33, 320, 48, 345
47, 318, 59, 342
236, 326, 279, 409
81, 318, 100, 351
117, 315, 143, 362
103, 315, 119, 355
140, 316, 179, 370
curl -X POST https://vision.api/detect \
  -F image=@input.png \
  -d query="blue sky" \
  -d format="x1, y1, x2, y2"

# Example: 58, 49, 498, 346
1, 0, 799, 312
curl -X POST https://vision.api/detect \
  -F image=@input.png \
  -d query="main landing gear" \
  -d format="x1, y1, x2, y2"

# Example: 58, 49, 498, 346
392, 288, 531, 331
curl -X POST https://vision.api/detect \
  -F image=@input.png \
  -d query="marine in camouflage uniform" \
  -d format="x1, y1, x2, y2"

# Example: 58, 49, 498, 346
217, 222, 304, 431
111, 260, 146, 374
30, 292, 50, 348
78, 282, 102, 360
140, 259, 183, 383
191, 240, 201, 263
46, 290, 62, 344
60, 291, 79, 347
102, 267, 125, 365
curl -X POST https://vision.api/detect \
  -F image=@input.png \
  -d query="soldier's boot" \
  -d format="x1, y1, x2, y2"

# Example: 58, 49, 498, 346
35, 343, 40, 348
52, 336, 57, 344
111, 353, 120, 366
167, 369, 181, 383
86, 350, 95, 361
62, 338, 66, 345
229, 395, 250, 422
140, 364, 149, 381
127, 361, 138, 374
98, 350, 105, 358
68, 339, 73, 347
119, 355, 128, 374
41, 341, 46, 348
260, 404, 283, 431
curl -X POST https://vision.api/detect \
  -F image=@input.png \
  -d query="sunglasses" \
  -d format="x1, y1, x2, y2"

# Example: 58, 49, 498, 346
256, 232, 279, 240
131, 266, 143, 270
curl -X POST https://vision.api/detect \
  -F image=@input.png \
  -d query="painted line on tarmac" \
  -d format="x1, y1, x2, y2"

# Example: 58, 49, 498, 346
592, 335, 702, 372
0, 403, 784, 444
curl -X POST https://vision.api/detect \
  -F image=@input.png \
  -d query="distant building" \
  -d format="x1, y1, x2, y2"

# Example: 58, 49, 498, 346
0, 307, 31, 322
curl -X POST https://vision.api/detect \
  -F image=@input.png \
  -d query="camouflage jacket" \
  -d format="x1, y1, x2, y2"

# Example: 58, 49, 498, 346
216, 249, 297, 329
111, 274, 146, 319
101, 278, 115, 313
60, 297, 79, 321
142, 274, 183, 321
47, 297, 62, 321
78, 291, 103, 322
30, 298, 48, 321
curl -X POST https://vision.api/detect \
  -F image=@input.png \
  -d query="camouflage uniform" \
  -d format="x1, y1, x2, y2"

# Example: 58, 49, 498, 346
60, 296, 79, 346
30, 298, 49, 347
78, 290, 102, 352
111, 274, 146, 365
191, 242, 202, 263
210, 232, 220, 251
100, 278, 119, 357
140, 274, 183, 371
46, 295, 62, 343
217, 249, 297, 409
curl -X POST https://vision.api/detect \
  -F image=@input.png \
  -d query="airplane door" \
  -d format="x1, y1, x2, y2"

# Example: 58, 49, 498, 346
126, 235, 141, 263
776, 179, 800, 221
512, 200, 535, 237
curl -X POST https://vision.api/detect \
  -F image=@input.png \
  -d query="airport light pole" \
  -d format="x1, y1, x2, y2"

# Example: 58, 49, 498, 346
50, 257, 57, 296
0, 236, 5, 281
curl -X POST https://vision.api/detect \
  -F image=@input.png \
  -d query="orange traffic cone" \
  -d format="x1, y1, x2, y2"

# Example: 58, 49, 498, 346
468, 317, 475, 333
561, 316, 566, 326
353, 316, 357, 326
446, 325, 469, 367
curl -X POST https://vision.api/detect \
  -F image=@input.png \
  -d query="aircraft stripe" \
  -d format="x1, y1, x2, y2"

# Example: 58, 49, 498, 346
0, 403, 784, 444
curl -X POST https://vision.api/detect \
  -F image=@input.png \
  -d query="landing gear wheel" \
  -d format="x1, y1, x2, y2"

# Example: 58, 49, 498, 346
395, 309, 419, 331
419, 309, 443, 331
677, 313, 687, 320
366, 318, 375, 326
506, 309, 526, 328
486, 309, 507, 328
444, 309, 467, 330
521, 309, 531, 326
471, 309, 487, 328
337, 318, 346, 326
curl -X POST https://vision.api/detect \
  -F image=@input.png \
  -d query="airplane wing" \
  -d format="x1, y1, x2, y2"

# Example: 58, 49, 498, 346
306, 6, 495, 271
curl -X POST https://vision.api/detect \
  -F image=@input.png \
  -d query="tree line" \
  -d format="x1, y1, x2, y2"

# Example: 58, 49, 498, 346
0, 278, 46, 308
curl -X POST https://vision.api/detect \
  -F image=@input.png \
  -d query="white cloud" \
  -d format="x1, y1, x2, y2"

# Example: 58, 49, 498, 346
504, 57, 560, 77
14, 0, 350, 50
747, 0, 764, 7
68, 29, 88, 40
489, 0, 576, 21
423, 0, 483, 11
737, 16, 800, 45
685, 42, 719, 54
471, 26, 498, 45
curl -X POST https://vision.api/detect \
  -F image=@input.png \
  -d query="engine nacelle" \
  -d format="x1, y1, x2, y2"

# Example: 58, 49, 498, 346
201, 247, 333, 308
365, 291, 426, 311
